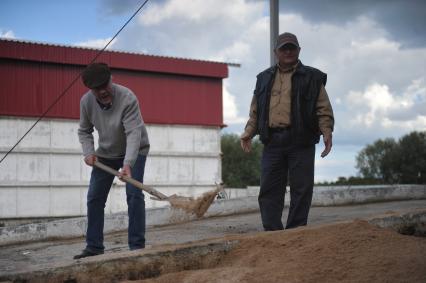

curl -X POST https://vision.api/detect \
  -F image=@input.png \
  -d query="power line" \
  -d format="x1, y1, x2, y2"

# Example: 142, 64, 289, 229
0, 0, 149, 164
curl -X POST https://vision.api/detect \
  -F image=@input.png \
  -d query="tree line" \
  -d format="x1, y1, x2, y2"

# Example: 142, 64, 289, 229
221, 131, 426, 187
355, 131, 426, 184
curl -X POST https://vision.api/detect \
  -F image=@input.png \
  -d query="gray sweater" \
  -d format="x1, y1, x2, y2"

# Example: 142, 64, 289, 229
78, 83, 150, 166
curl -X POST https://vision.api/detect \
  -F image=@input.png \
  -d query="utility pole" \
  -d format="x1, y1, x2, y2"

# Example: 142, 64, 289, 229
270, 0, 279, 66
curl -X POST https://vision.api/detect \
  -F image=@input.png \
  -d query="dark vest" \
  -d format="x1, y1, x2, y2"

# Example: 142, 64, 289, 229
254, 61, 327, 145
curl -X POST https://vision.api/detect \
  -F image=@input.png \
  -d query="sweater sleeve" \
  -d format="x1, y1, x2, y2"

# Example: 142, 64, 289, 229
78, 99, 95, 157
122, 96, 143, 167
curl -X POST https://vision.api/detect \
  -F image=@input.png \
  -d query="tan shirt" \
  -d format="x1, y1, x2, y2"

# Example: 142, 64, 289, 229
269, 66, 295, 128
242, 65, 334, 139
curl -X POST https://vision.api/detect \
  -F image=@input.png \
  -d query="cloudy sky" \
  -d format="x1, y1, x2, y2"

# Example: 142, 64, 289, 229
1, 0, 425, 181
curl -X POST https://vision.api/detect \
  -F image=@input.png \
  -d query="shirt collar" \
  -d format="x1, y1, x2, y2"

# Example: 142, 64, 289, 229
277, 60, 299, 73
95, 83, 114, 110
96, 100, 112, 110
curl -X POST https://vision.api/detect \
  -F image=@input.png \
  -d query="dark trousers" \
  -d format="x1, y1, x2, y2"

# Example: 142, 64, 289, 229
259, 130, 315, 231
85, 154, 146, 253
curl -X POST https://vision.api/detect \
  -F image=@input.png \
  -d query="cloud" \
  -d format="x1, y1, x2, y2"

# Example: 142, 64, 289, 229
73, 37, 116, 49
100, 0, 144, 16
279, 0, 426, 48
345, 79, 426, 129
139, 0, 261, 26
347, 84, 401, 127
386, 78, 426, 121
223, 84, 246, 125
107, 0, 266, 60
0, 29, 16, 39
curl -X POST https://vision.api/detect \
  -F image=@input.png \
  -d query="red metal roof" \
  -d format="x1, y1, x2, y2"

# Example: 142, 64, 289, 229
0, 39, 228, 127
0, 39, 228, 78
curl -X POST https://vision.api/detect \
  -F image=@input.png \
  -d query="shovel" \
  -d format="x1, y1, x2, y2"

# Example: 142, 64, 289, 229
94, 161, 222, 218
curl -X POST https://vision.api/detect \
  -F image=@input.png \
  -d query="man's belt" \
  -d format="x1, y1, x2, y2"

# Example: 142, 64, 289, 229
269, 127, 291, 133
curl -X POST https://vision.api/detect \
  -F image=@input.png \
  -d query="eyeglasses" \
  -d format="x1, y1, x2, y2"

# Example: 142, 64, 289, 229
278, 44, 298, 51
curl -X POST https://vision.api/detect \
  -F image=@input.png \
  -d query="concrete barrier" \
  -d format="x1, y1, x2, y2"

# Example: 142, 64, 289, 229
0, 185, 425, 246
312, 185, 426, 206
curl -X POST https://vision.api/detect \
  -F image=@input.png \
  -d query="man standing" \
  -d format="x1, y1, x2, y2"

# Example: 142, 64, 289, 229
74, 63, 150, 259
240, 33, 334, 231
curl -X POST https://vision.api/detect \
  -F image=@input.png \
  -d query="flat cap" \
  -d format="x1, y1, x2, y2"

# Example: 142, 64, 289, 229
81, 63, 111, 89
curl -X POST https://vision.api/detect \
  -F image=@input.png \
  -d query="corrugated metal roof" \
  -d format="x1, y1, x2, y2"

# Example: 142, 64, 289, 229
0, 38, 229, 79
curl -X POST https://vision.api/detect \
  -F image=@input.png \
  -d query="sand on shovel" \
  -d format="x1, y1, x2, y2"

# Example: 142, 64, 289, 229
168, 186, 222, 218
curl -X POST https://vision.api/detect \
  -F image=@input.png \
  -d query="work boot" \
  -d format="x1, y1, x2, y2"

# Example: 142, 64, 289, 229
73, 249, 102, 259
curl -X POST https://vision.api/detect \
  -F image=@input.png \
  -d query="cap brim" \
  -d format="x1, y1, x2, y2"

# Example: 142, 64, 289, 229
277, 42, 299, 49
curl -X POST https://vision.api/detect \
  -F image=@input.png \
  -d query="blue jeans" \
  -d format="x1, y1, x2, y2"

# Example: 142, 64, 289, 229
85, 154, 146, 253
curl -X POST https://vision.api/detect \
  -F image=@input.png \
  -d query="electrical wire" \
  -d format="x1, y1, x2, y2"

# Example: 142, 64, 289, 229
0, 0, 149, 164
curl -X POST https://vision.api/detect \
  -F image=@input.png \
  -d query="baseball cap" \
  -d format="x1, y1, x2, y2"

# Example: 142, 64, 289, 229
275, 32, 299, 49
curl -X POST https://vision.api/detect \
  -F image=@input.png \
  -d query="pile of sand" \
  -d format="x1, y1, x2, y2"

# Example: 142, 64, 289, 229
130, 220, 426, 283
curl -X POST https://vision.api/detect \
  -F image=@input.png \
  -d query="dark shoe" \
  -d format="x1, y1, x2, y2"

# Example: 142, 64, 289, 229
73, 249, 102, 259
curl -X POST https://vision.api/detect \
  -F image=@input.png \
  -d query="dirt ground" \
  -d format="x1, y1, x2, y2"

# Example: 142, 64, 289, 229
125, 220, 426, 283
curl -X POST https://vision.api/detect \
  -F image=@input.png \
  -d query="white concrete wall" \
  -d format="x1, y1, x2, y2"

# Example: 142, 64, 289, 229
0, 117, 222, 218
225, 185, 426, 206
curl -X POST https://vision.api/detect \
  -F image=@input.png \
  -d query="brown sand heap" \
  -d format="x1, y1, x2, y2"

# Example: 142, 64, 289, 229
131, 220, 426, 283
169, 186, 223, 218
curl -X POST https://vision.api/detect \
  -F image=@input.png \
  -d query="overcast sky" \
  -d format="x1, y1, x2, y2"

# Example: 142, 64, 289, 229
1, 0, 425, 181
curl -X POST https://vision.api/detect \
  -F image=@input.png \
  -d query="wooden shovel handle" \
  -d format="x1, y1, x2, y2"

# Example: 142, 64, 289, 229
94, 161, 168, 200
